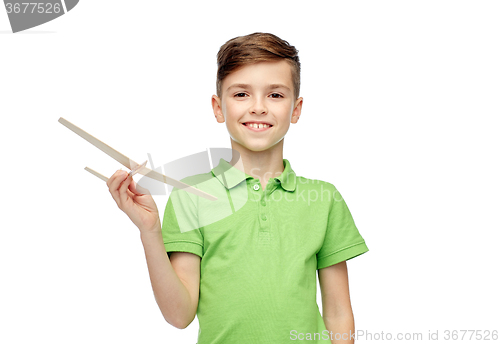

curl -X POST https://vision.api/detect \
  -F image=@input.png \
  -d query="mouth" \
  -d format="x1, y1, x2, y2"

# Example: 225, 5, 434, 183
242, 123, 273, 132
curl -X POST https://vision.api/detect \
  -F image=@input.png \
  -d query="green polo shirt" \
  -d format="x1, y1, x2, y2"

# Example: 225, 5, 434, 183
161, 158, 368, 344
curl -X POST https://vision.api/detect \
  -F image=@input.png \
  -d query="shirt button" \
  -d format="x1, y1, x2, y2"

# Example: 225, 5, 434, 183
253, 184, 260, 191
261, 214, 267, 221
261, 200, 266, 206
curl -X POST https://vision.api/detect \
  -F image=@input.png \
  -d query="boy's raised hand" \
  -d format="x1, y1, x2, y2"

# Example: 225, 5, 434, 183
106, 170, 161, 233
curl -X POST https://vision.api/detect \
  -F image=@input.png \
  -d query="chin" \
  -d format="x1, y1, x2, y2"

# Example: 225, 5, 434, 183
242, 142, 275, 152
230, 133, 281, 153
246, 146, 271, 152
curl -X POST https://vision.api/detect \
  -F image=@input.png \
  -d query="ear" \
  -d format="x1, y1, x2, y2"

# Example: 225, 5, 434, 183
211, 95, 225, 123
291, 97, 303, 124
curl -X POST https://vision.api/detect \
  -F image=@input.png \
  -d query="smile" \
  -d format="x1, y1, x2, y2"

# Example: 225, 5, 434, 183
242, 123, 273, 132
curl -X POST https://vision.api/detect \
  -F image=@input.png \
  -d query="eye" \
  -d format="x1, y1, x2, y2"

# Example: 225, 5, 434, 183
234, 92, 247, 97
270, 93, 284, 98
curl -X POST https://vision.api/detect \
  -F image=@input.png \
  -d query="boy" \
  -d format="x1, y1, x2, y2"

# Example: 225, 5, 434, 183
106, 32, 368, 343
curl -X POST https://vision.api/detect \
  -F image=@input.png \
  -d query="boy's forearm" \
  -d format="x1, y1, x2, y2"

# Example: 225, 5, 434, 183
324, 314, 355, 344
140, 229, 193, 329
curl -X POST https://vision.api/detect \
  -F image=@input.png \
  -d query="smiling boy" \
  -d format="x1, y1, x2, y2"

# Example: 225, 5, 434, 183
107, 32, 368, 344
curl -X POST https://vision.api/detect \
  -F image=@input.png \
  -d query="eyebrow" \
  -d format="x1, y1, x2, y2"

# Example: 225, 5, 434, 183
226, 83, 291, 92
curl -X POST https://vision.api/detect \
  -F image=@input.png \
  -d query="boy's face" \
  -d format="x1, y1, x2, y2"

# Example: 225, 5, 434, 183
212, 60, 303, 153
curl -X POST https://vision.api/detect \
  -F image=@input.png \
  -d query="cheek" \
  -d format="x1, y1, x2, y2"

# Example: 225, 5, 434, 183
270, 100, 293, 111
272, 103, 294, 119
225, 102, 243, 118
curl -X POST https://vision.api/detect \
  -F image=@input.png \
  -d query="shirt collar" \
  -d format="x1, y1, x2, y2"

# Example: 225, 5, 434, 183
211, 158, 297, 192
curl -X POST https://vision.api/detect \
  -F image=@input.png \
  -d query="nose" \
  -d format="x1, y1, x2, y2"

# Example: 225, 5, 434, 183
249, 96, 268, 115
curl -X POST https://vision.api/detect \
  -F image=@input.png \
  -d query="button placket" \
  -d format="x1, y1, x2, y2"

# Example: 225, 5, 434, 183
256, 182, 269, 230
262, 184, 273, 229
258, 195, 270, 244
249, 180, 273, 246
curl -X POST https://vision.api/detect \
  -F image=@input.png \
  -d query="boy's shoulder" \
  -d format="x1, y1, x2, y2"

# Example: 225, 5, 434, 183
294, 174, 338, 191
292, 174, 344, 206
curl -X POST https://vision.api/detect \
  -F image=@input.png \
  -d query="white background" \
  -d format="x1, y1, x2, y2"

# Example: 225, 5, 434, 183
1, 1, 499, 343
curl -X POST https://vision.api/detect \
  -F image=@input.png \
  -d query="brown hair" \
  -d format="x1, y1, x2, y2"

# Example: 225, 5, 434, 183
216, 32, 301, 99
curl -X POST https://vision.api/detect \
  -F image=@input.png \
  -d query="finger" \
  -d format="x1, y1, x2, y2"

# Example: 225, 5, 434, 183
106, 169, 120, 188
126, 187, 136, 200
109, 170, 128, 208
107, 170, 121, 206
118, 173, 133, 207
129, 178, 150, 196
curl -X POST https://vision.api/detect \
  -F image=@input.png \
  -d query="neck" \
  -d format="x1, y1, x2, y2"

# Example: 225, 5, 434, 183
229, 139, 285, 185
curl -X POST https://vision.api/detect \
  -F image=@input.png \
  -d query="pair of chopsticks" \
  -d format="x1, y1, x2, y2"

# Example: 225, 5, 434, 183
58, 117, 217, 201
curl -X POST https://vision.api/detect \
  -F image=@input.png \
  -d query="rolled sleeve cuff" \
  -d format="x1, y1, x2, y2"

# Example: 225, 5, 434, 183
317, 241, 369, 270
164, 241, 203, 259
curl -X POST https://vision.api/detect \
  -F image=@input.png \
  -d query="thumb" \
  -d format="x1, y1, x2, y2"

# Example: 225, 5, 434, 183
129, 178, 151, 196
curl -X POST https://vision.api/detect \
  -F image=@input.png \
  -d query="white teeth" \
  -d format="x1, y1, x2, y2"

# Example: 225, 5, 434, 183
246, 123, 270, 129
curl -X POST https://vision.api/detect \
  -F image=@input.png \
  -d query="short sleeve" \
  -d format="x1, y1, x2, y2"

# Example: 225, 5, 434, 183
161, 185, 204, 259
316, 186, 368, 269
